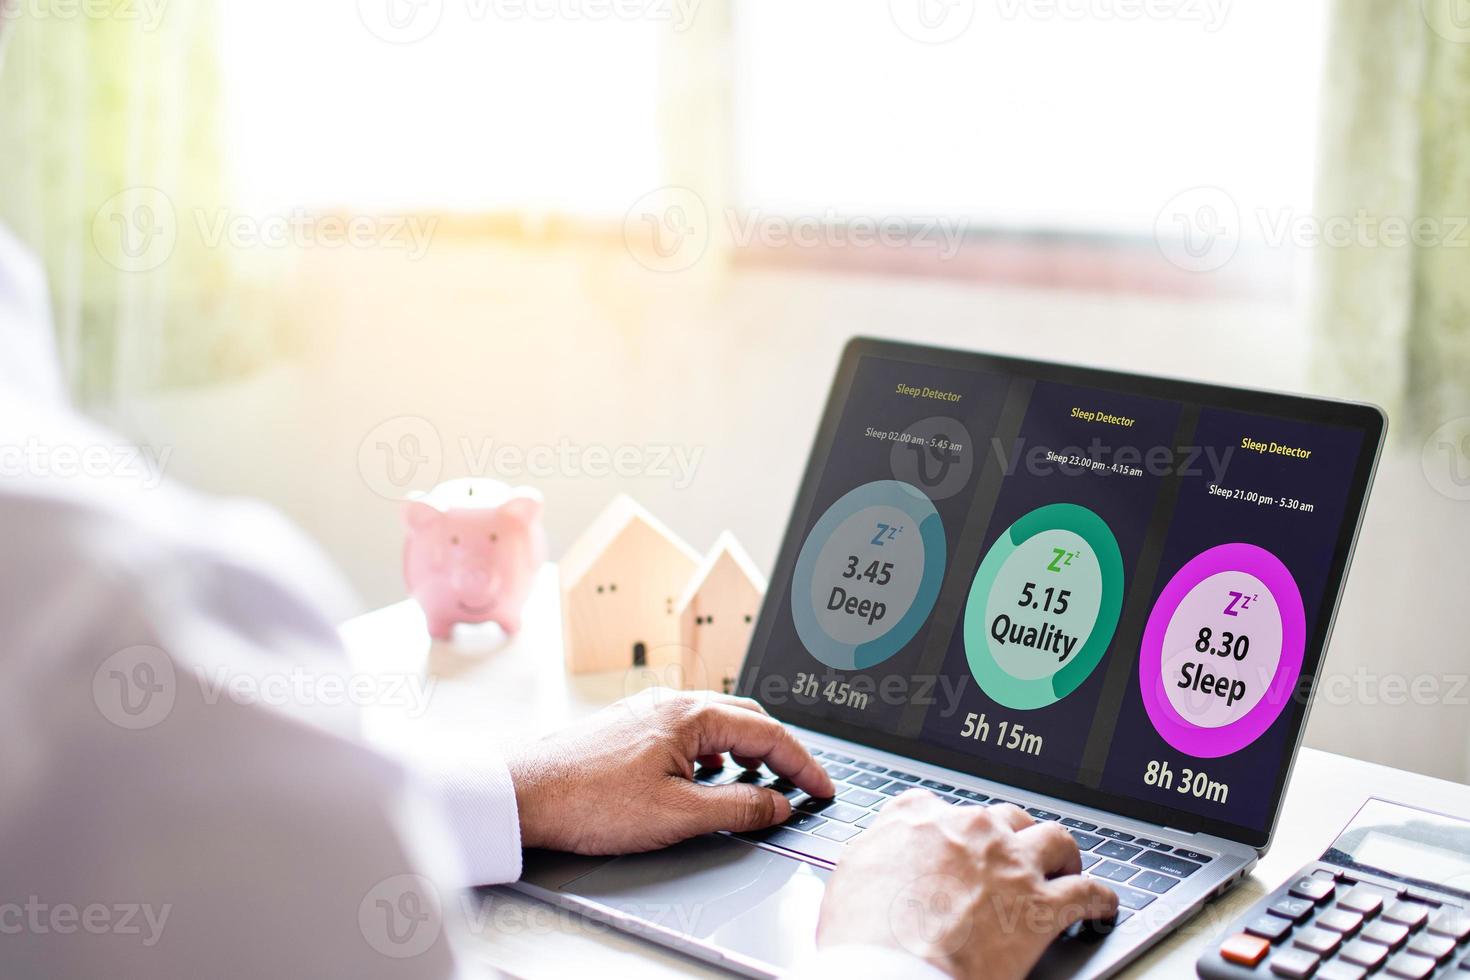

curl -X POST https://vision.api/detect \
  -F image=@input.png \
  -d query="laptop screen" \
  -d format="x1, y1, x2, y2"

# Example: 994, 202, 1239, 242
739, 339, 1384, 849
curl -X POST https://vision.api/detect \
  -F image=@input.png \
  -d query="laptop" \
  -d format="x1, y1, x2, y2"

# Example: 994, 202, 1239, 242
508, 338, 1386, 978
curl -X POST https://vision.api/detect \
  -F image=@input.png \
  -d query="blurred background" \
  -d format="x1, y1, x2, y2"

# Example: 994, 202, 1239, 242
2, 0, 1468, 778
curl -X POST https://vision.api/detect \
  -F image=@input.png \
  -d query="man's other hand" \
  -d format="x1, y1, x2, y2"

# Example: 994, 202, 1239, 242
505, 689, 834, 855
817, 792, 1119, 980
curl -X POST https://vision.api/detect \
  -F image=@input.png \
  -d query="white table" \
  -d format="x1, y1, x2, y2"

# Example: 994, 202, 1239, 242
341, 564, 1470, 978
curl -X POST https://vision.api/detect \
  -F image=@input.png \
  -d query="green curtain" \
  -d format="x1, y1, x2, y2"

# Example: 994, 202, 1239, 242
0, 2, 294, 404
1312, 1, 1470, 438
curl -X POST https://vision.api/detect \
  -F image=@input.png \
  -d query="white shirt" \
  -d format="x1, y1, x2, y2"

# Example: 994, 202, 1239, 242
0, 226, 941, 980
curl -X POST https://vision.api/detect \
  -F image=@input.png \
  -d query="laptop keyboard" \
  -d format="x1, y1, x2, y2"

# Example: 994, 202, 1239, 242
697, 746, 1217, 919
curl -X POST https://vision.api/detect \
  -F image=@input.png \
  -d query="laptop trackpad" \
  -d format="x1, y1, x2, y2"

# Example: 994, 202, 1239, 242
561, 834, 828, 966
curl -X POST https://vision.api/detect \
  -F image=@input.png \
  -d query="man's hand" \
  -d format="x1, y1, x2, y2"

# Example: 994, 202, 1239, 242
504, 689, 834, 855
818, 791, 1119, 980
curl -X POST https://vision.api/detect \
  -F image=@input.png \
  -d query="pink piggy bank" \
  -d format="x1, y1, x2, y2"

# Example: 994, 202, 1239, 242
402, 479, 547, 640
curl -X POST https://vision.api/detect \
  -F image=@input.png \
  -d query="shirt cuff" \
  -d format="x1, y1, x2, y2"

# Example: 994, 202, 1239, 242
785, 945, 952, 980
424, 740, 524, 887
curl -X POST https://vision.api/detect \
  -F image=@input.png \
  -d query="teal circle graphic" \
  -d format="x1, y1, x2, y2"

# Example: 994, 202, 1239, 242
963, 503, 1124, 710
791, 481, 947, 671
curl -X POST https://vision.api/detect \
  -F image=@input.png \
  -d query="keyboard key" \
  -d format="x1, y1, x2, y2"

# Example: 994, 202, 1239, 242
1092, 861, 1138, 883
886, 770, 921, 783
1245, 914, 1293, 942
1383, 952, 1437, 979
825, 753, 855, 764
853, 761, 887, 773
879, 782, 910, 797
1097, 828, 1136, 842
819, 803, 868, 824
856, 812, 880, 830
1061, 818, 1098, 831
1338, 886, 1386, 917
813, 822, 861, 842
1133, 850, 1202, 878
840, 789, 883, 808
954, 799, 982, 807
1174, 847, 1213, 863
823, 764, 857, 781
756, 827, 845, 863
1096, 841, 1143, 861
1383, 901, 1431, 930
1080, 853, 1102, 870
1101, 882, 1155, 910
848, 772, 891, 791
784, 812, 827, 833
919, 779, 955, 793
1069, 830, 1103, 851
1026, 808, 1062, 821
1268, 948, 1320, 978
1317, 907, 1364, 936
1429, 909, 1470, 941
1132, 871, 1179, 895
1340, 938, 1389, 970
1135, 838, 1171, 852
1220, 932, 1271, 967
1407, 932, 1456, 963
1270, 898, 1316, 924
987, 798, 1014, 809
1289, 876, 1336, 903
796, 796, 835, 814
1317, 963, 1367, 980
1362, 920, 1410, 950
806, 749, 827, 758
952, 789, 988, 802
1293, 926, 1341, 957
934, 794, 964, 805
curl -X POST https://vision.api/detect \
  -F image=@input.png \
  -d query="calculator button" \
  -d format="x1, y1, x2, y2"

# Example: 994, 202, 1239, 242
1429, 909, 1470, 941
1383, 901, 1431, 930
1246, 915, 1293, 942
1292, 926, 1342, 957
1317, 907, 1364, 936
1270, 898, 1316, 924
1220, 932, 1272, 967
1362, 920, 1410, 950
1289, 876, 1336, 903
1383, 951, 1438, 979
1268, 948, 1320, 978
1406, 932, 1456, 963
1338, 886, 1386, 917
1316, 962, 1367, 980
1340, 938, 1389, 970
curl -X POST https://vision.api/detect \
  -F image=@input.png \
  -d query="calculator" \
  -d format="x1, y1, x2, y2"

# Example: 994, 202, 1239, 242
1198, 799, 1470, 979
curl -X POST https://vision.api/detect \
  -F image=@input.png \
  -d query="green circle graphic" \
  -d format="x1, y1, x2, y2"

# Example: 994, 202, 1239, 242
963, 503, 1125, 710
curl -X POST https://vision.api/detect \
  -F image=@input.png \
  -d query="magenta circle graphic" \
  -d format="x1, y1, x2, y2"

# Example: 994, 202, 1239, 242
1139, 543, 1306, 759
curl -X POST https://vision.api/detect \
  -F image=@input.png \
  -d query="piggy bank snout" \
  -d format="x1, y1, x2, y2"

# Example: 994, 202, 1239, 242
450, 565, 500, 603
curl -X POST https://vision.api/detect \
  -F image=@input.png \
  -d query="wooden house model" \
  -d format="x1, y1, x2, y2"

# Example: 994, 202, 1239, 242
676, 532, 768, 694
